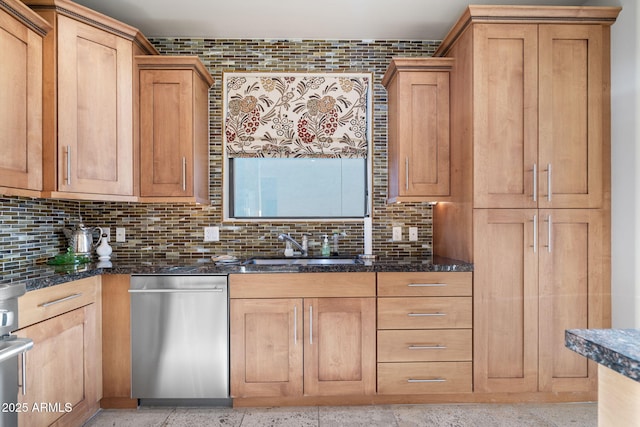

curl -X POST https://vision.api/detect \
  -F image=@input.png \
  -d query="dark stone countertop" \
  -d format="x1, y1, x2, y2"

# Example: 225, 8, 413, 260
566, 329, 640, 383
3, 255, 473, 292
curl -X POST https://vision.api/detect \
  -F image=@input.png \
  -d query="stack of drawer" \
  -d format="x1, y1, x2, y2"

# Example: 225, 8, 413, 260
377, 272, 473, 394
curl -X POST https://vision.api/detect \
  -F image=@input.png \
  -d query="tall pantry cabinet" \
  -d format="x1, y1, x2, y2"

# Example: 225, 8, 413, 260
434, 6, 619, 398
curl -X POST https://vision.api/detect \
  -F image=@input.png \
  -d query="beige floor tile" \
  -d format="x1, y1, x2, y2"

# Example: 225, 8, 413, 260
165, 407, 245, 427
319, 405, 397, 426
239, 406, 318, 427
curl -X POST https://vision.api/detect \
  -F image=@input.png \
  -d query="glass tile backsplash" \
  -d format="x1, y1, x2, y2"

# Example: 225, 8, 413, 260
1, 38, 438, 274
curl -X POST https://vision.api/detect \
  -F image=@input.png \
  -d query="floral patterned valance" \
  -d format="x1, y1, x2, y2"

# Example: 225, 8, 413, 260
223, 73, 371, 158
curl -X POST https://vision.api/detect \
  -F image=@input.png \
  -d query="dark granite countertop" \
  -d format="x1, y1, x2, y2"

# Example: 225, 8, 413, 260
3, 255, 473, 292
566, 329, 640, 383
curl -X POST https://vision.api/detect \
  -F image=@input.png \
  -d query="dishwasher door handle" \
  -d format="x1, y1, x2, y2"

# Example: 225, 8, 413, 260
128, 288, 224, 294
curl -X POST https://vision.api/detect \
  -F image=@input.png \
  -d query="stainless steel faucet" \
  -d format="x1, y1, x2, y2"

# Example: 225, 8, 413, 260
278, 233, 308, 257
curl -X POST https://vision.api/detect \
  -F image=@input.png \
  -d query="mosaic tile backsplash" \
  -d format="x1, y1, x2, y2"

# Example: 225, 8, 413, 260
1, 38, 440, 277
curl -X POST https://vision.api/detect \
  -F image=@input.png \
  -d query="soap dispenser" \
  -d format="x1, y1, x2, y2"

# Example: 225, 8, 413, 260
321, 234, 331, 257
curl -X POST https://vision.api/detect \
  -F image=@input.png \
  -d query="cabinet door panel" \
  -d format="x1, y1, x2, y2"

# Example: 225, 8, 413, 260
473, 209, 538, 392
139, 69, 194, 197
400, 72, 450, 197
16, 307, 89, 426
57, 15, 133, 195
538, 25, 603, 208
538, 209, 606, 392
304, 298, 376, 396
0, 9, 43, 190
473, 24, 538, 208
230, 299, 302, 398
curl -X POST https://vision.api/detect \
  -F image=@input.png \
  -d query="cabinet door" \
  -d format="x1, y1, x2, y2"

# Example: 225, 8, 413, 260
56, 14, 133, 195
473, 24, 538, 209
473, 209, 539, 392
304, 297, 376, 396
230, 298, 303, 398
398, 71, 450, 198
139, 69, 194, 197
538, 25, 604, 209
0, 8, 43, 191
538, 209, 607, 392
16, 304, 100, 427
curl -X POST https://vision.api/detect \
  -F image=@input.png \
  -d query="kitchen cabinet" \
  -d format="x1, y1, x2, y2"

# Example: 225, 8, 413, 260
469, 23, 606, 210
137, 56, 214, 203
100, 274, 137, 408
24, 0, 157, 202
376, 272, 473, 395
15, 276, 102, 427
382, 58, 453, 203
229, 273, 376, 401
433, 6, 618, 400
0, 0, 50, 197
474, 209, 607, 393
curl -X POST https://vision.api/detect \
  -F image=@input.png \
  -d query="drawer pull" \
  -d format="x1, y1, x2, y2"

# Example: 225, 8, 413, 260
408, 345, 447, 350
407, 378, 447, 383
408, 312, 446, 317
39, 293, 82, 308
408, 283, 447, 287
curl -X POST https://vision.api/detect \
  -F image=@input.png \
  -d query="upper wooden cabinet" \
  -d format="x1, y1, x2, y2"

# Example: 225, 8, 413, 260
435, 6, 619, 209
24, 0, 157, 201
383, 58, 453, 203
0, 0, 51, 197
137, 56, 213, 203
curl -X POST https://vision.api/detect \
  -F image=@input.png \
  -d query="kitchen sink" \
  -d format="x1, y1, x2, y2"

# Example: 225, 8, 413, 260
244, 257, 359, 266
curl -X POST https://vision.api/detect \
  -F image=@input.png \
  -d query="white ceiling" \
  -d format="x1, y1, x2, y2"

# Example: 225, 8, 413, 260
71, 0, 590, 40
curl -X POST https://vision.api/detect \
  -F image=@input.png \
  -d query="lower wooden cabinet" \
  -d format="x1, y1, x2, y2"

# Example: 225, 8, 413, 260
376, 272, 473, 395
15, 276, 102, 427
473, 209, 607, 394
229, 273, 376, 399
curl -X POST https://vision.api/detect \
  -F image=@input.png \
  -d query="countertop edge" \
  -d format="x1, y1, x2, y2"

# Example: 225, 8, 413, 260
6, 256, 473, 292
566, 329, 640, 383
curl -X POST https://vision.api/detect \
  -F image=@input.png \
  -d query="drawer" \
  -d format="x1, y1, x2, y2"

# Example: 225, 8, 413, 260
377, 297, 472, 329
378, 362, 472, 394
377, 272, 472, 297
229, 272, 375, 298
377, 329, 472, 362
18, 276, 100, 328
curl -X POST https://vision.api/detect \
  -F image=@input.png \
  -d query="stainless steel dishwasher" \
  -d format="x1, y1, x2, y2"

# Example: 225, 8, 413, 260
130, 275, 229, 404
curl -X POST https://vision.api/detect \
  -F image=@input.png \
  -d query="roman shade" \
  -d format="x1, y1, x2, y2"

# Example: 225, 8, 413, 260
224, 73, 370, 158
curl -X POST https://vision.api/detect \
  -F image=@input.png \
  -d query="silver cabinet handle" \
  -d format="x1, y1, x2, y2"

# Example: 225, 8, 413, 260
532, 214, 538, 253
408, 312, 446, 317
408, 345, 447, 350
128, 288, 224, 294
547, 163, 552, 201
66, 145, 71, 185
21, 351, 27, 395
407, 378, 446, 383
182, 156, 187, 191
546, 215, 552, 253
39, 293, 82, 308
405, 157, 409, 191
532, 163, 537, 202
309, 305, 313, 345
294, 305, 298, 345
408, 283, 447, 288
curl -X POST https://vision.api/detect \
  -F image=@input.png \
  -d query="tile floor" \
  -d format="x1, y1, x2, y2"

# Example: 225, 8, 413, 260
83, 402, 597, 427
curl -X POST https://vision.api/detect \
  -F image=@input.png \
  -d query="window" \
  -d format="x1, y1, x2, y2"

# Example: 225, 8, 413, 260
223, 73, 372, 220
230, 158, 366, 218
